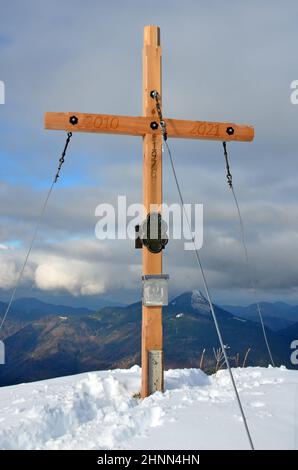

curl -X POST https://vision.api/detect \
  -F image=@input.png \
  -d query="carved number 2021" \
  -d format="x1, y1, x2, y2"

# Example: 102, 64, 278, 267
190, 122, 220, 137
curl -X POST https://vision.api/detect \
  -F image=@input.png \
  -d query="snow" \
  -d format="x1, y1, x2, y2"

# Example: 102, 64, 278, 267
0, 366, 297, 450
191, 290, 211, 314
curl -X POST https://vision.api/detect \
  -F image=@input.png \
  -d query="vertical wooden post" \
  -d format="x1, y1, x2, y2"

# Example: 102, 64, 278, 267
141, 25, 164, 398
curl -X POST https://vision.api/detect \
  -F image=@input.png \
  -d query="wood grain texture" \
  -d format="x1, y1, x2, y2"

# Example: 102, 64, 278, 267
44, 112, 254, 142
141, 25, 164, 398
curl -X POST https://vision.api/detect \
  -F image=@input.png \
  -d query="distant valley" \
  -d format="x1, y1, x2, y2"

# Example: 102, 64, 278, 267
0, 292, 297, 387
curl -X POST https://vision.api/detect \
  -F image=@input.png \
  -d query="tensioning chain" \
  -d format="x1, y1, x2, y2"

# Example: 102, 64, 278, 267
222, 141, 233, 188
150, 90, 167, 141
54, 132, 73, 183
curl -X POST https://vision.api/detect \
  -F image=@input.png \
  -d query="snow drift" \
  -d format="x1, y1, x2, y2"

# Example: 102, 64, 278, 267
0, 366, 297, 450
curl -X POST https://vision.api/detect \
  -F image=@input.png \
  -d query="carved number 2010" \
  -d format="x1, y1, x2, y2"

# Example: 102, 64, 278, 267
94, 115, 119, 130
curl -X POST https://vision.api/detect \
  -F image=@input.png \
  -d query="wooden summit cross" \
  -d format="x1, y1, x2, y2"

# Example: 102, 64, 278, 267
44, 25, 254, 398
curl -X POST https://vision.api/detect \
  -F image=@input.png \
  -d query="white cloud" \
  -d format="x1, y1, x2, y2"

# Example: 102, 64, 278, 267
0, 235, 138, 298
34, 258, 106, 296
0, 260, 19, 290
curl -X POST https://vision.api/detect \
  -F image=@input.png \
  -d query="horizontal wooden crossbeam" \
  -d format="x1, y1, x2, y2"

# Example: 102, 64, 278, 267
44, 112, 254, 142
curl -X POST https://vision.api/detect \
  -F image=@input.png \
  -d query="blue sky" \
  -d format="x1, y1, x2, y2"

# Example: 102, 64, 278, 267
1, 0, 298, 307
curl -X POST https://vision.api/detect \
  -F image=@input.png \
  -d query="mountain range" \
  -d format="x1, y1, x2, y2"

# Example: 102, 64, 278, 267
223, 302, 298, 331
0, 292, 297, 387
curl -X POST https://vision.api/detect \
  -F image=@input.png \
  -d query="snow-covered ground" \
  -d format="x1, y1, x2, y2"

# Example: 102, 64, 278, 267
0, 366, 297, 450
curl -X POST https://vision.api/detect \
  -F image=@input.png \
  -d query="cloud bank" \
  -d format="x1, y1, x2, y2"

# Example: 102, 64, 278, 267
1, 1, 298, 306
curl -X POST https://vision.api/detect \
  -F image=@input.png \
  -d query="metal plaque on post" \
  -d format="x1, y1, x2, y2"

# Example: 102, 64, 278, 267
148, 350, 163, 394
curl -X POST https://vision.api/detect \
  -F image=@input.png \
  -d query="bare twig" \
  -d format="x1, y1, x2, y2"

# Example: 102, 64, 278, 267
235, 353, 240, 368
242, 348, 251, 368
199, 348, 206, 370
